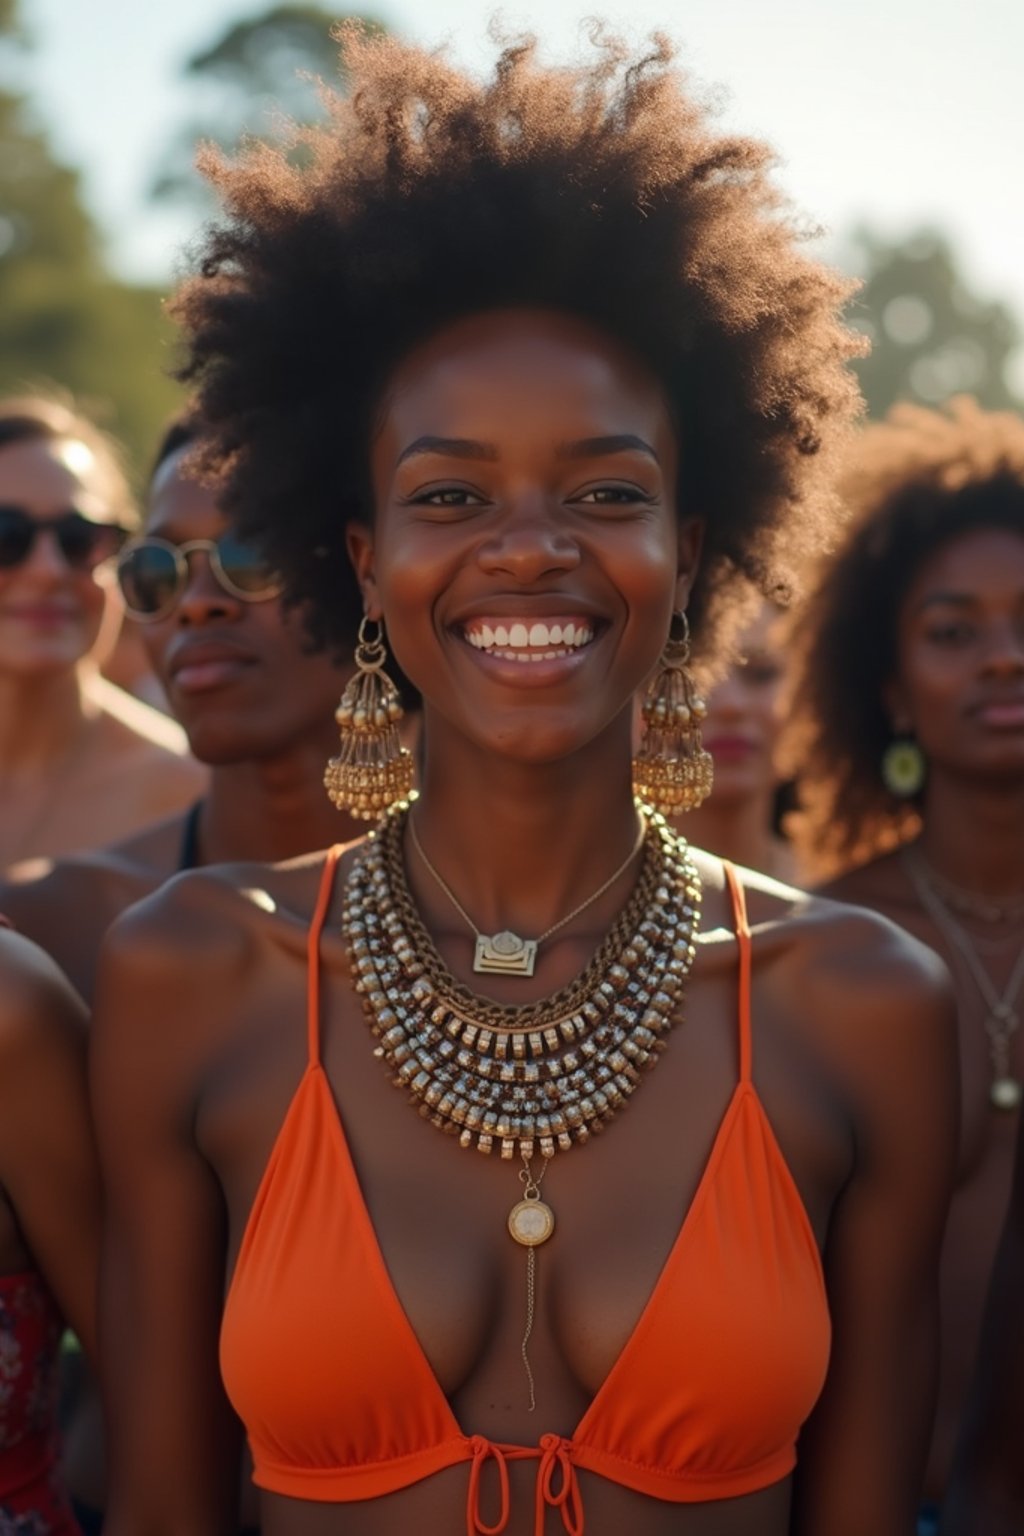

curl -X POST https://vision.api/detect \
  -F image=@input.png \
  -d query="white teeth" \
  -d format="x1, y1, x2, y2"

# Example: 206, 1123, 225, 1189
463, 620, 596, 654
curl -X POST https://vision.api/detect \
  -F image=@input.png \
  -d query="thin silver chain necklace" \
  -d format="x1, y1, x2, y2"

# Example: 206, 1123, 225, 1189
903, 848, 1024, 1111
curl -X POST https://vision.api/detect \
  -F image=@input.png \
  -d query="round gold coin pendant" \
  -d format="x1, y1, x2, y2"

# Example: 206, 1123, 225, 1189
991, 1076, 1023, 1111
508, 1196, 555, 1247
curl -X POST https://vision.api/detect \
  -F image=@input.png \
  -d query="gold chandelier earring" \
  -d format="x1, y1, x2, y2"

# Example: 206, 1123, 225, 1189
324, 615, 415, 821
632, 610, 714, 816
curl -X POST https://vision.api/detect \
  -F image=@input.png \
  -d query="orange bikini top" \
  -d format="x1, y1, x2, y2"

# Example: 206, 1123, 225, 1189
221, 854, 830, 1533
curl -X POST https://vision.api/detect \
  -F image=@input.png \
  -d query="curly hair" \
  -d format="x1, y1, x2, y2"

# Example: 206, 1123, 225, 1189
171, 25, 862, 663
0, 392, 138, 530
787, 397, 1024, 875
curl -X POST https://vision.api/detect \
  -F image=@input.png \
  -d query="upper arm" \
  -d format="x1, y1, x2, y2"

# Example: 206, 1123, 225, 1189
792, 915, 959, 1536
942, 1119, 1024, 1535
0, 931, 99, 1358
92, 882, 244, 1536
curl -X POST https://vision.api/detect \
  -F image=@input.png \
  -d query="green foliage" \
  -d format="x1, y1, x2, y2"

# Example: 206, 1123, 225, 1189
151, 3, 388, 206
0, 1, 180, 476
846, 228, 1022, 418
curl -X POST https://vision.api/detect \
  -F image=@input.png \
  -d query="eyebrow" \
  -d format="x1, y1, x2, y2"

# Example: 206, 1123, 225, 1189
395, 432, 659, 468
557, 434, 660, 464
395, 437, 499, 467
915, 592, 978, 611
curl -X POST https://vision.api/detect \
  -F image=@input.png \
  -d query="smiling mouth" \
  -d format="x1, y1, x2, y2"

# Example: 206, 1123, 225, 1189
460, 618, 597, 662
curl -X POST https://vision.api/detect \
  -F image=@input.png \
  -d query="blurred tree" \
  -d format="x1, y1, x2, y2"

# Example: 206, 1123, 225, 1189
152, 3, 387, 206
845, 227, 1022, 417
0, 0, 180, 475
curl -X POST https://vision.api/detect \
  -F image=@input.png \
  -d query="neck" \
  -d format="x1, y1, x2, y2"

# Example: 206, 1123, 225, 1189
412, 716, 643, 939
918, 771, 1024, 898
683, 788, 778, 873
198, 723, 358, 865
0, 666, 92, 778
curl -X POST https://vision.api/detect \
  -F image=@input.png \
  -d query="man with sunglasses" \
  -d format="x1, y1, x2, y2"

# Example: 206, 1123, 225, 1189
1, 416, 378, 1533
0, 397, 204, 873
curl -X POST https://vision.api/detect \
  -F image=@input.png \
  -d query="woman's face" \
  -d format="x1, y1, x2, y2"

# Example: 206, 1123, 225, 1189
0, 436, 121, 678
356, 309, 699, 766
891, 525, 1024, 785
699, 602, 785, 805
136, 448, 346, 765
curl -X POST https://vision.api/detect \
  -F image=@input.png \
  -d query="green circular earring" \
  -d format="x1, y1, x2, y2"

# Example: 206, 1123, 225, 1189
881, 737, 926, 798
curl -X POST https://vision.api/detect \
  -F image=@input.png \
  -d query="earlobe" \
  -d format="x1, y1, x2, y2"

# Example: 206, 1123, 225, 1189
882, 677, 910, 733
345, 520, 382, 619
675, 517, 704, 612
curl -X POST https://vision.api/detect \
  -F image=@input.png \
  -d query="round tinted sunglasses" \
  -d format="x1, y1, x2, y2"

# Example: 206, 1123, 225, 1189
116, 533, 282, 621
0, 505, 128, 572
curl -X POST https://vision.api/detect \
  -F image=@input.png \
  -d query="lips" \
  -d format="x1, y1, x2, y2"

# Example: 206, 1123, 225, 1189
973, 700, 1024, 730
167, 640, 257, 696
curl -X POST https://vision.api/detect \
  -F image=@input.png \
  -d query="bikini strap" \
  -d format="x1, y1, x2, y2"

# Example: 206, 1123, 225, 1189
306, 846, 344, 1068
721, 862, 753, 1084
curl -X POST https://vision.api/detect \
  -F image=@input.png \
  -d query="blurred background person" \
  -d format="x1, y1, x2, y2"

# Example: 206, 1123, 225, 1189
0, 396, 204, 872
0, 921, 99, 1535
787, 397, 1024, 1525
681, 599, 799, 881
2, 415, 370, 1002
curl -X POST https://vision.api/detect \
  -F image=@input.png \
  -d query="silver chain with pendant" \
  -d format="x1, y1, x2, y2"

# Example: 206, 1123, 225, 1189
408, 808, 646, 978
904, 849, 1024, 1111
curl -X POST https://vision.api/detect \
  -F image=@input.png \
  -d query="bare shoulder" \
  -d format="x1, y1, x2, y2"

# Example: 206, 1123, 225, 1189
99, 838, 358, 995
709, 856, 954, 1063
0, 928, 86, 1064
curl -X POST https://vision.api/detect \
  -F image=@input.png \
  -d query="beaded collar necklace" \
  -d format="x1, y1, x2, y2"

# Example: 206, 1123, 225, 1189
342, 800, 703, 1407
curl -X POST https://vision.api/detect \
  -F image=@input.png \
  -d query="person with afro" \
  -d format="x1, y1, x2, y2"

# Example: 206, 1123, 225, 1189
93, 28, 956, 1536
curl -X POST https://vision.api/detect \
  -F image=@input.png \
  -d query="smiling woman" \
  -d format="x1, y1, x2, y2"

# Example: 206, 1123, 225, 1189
0, 397, 205, 871
92, 28, 957, 1536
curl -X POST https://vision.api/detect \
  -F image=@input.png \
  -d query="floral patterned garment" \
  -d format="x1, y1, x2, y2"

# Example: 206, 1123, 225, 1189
0, 1271, 79, 1535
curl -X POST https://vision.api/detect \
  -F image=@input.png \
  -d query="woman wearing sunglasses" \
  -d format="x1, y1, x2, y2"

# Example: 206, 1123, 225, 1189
2, 414, 364, 999
2, 414, 362, 1533
94, 31, 956, 1536
0, 397, 205, 871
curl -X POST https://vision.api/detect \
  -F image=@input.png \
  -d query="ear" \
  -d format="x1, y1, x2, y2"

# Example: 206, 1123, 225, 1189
882, 676, 912, 734
674, 516, 704, 613
345, 521, 382, 620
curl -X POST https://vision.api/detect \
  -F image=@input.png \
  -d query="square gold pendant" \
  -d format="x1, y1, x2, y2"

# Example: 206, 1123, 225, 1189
474, 931, 539, 977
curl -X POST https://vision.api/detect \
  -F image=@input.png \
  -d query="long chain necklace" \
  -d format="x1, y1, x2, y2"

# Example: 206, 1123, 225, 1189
343, 800, 702, 1404
909, 850, 1024, 927
408, 807, 647, 977
904, 849, 1024, 1111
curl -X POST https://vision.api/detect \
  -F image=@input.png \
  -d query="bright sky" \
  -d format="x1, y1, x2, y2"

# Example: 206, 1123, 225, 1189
20, 0, 1024, 384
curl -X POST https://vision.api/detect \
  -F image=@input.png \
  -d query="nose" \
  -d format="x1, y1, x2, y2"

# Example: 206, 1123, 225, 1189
174, 550, 243, 625
19, 527, 77, 580
981, 620, 1024, 675
708, 669, 747, 717
476, 495, 581, 583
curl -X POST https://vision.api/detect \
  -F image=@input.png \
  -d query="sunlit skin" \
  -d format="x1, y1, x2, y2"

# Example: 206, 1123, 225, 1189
95, 312, 956, 1536
682, 602, 796, 881
0, 436, 203, 869
823, 526, 1024, 1500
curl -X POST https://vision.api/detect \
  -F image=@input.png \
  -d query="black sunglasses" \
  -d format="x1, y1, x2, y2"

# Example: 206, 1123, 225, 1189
116, 533, 282, 621
0, 505, 128, 572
